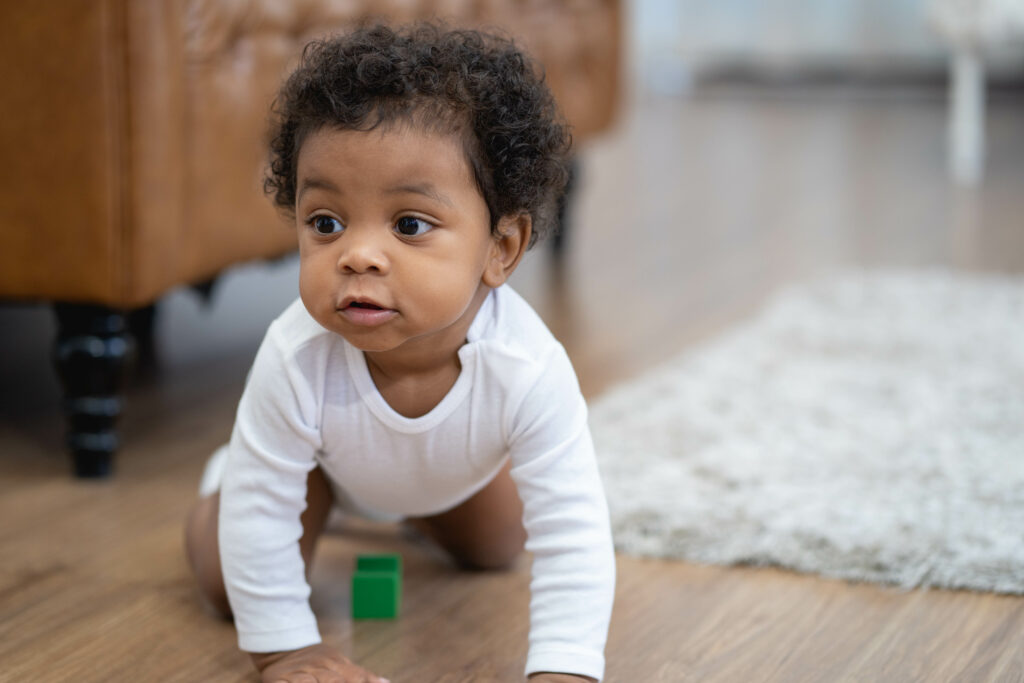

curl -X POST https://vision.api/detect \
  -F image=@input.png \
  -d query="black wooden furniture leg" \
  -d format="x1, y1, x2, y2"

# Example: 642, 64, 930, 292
52, 303, 135, 478
126, 303, 158, 372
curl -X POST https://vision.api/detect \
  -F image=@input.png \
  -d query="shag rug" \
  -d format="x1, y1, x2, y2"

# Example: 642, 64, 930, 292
590, 270, 1024, 593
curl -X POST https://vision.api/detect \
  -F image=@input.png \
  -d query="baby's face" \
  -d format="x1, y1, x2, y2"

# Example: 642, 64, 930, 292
294, 125, 498, 360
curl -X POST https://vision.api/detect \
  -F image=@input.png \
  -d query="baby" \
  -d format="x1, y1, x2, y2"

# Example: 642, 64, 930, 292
184, 24, 615, 683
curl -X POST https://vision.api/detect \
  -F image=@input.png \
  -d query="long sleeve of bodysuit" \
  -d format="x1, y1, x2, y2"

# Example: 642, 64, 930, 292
218, 324, 325, 653
508, 344, 616, 681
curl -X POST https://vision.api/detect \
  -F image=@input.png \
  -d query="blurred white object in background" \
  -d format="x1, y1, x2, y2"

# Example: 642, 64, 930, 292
927, 0, 1024, 184
929, 0, 1024, 45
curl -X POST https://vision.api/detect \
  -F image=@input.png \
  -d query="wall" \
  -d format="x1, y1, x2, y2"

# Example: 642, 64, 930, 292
631, 0, 1024, 90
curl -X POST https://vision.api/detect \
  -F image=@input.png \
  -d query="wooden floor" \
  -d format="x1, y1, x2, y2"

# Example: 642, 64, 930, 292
2, 84, 1024, 682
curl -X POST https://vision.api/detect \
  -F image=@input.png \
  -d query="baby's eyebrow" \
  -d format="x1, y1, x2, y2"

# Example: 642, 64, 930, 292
386, 183, 453, 208
297, 175, 340, 201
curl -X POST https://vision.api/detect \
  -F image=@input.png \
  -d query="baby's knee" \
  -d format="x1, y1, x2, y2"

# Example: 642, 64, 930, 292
195, 567, 232, 618
459, 528, 526, 571
184, 495, 232, 618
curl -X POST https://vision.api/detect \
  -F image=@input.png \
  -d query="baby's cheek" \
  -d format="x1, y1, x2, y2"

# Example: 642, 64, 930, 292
298, 274, 317, 311
298, 272, 333, 324
427, 273, 481, 321
299, 252, 333, 290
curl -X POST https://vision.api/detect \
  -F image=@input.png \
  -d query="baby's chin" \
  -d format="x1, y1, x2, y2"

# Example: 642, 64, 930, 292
318, 320, 396, 351
325, 318, 410, 354
340, 334, 403, 353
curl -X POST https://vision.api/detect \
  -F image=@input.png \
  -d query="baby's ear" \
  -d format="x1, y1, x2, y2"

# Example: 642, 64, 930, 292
482, 213, 532, 288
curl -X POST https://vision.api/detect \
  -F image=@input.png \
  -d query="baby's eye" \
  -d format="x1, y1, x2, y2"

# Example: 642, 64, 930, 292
309, 215, 344, 235
394, 216, 434, 237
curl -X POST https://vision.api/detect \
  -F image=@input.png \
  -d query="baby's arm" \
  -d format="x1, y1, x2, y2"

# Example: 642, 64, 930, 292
219, 327, 323, 653
508, 345, 617, 682
219, 326, 385, 680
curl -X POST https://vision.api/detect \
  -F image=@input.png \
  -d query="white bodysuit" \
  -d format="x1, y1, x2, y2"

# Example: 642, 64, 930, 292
216, 285, 615, 681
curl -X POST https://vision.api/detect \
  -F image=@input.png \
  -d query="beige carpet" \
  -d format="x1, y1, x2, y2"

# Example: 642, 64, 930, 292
591, 270, 1024, 593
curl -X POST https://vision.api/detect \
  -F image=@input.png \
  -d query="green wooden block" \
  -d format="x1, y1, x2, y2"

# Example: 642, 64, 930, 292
352, 554, 402, 619
356, 553, 402, 574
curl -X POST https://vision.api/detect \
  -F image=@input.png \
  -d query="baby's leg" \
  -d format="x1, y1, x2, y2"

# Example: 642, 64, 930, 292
183, 465, 334, 617
408, 459, 526, 570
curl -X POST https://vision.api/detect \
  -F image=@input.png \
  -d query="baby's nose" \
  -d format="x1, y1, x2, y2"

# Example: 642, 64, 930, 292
337, 229, 389, 274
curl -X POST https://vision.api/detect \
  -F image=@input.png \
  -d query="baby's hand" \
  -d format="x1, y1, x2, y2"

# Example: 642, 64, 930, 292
252, 643, 391, 683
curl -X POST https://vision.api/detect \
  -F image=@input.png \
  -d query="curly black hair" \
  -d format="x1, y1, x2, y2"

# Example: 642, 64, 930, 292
264, 23, 572, 247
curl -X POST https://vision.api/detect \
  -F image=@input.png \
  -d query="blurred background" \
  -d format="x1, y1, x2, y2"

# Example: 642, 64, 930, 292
636, 0, 1024, 91
1, 0, 1022, 473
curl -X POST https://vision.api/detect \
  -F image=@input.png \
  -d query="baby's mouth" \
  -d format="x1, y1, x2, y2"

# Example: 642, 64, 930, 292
338, 297, 397, 327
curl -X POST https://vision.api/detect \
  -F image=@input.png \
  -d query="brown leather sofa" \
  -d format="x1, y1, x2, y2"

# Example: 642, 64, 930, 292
0, 1, 621, 476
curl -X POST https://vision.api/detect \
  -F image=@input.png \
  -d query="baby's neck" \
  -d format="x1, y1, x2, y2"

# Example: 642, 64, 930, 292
364, 348, 463, 419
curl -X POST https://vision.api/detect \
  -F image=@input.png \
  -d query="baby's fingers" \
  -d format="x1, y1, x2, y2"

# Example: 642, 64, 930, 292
342, 674, 390, 683
269, 675, 385, 683
257, 643, 390, 683
269, 675, 315, 683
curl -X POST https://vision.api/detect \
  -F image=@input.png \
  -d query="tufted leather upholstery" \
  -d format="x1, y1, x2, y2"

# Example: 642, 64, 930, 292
0, 0, 621, 309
